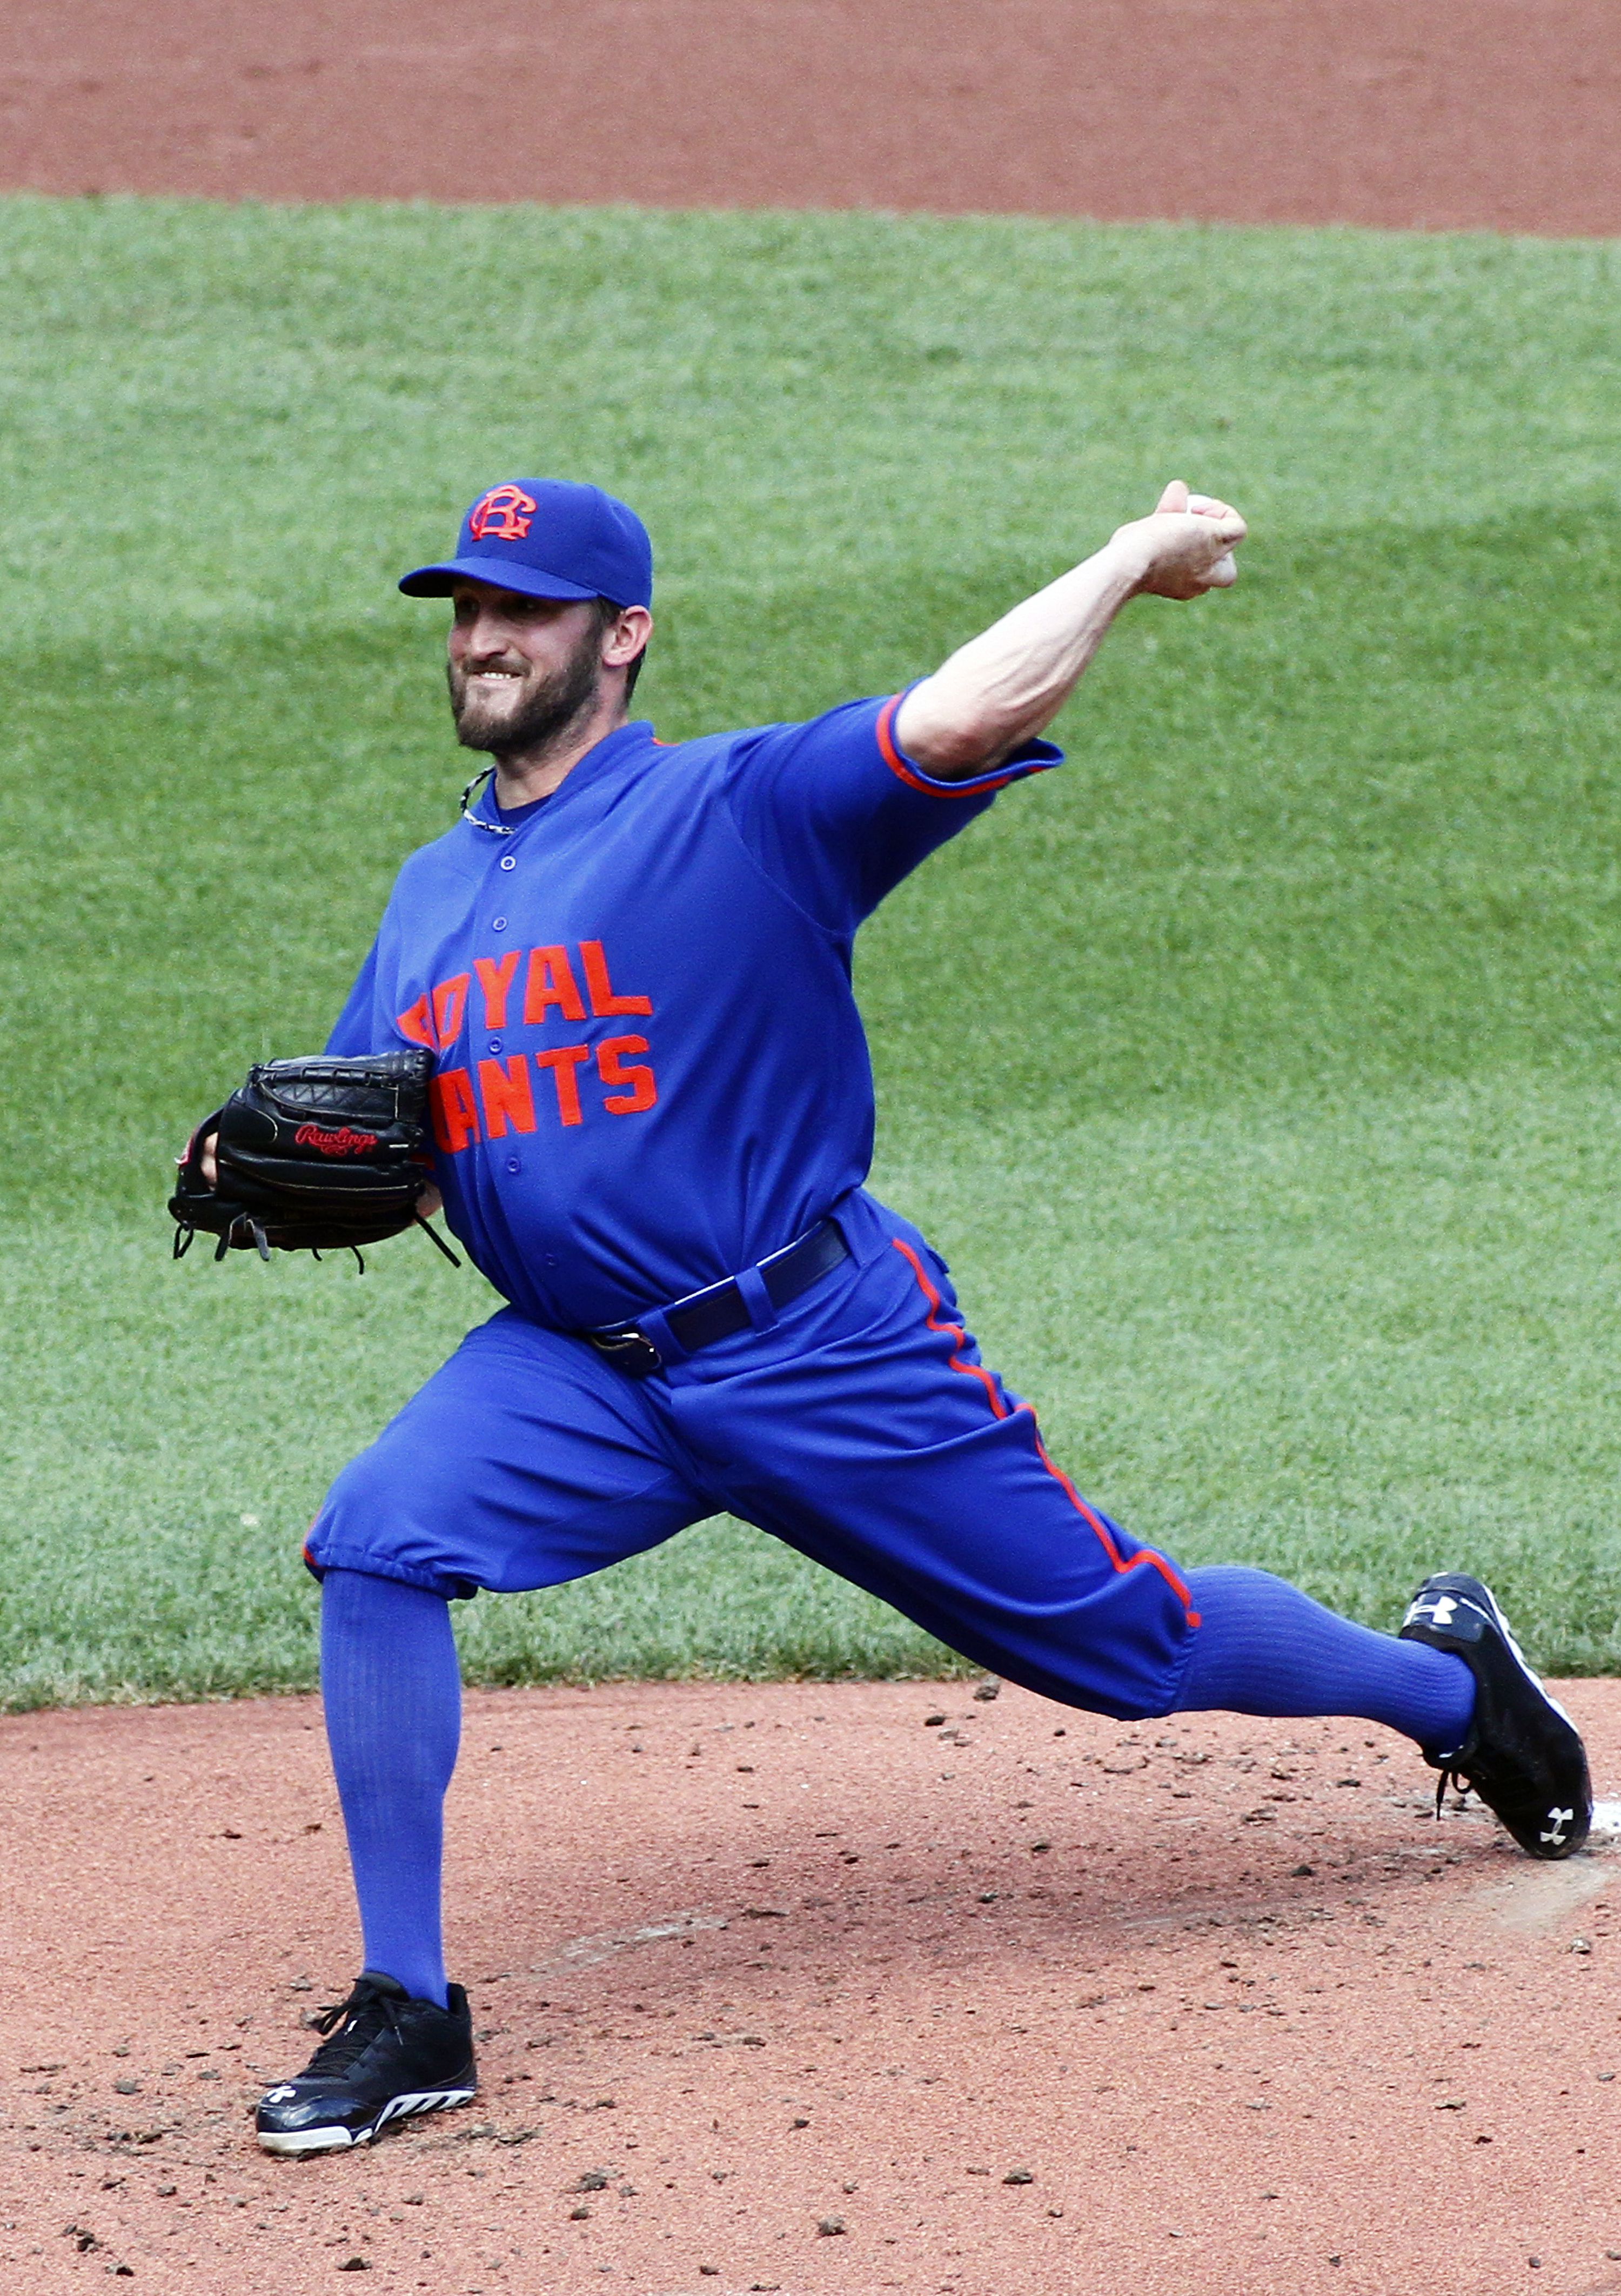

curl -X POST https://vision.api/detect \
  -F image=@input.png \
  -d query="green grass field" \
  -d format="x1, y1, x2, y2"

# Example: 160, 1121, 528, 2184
2, 197, 1619, 1706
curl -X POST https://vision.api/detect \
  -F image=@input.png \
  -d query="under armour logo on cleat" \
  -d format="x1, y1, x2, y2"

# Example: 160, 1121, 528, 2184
263, 2085, 297, 2103
1541, 1808, 1573, 1846
1410, 1594, 1459, 1628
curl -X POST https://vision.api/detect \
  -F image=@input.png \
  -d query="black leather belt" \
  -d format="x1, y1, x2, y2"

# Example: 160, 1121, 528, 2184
585, 1217, 849, 1377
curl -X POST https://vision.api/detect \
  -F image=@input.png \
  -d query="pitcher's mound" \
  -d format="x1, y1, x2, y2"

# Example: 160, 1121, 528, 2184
3, 1678, 1618, 2292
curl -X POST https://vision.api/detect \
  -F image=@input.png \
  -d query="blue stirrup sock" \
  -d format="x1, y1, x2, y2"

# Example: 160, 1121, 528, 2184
320, 1567, 461, 2011
1173, 1564, 1476, 1756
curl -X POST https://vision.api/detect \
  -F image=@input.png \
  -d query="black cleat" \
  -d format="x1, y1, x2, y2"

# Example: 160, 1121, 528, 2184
256, 1971, 476, 2154
1400, 1572, 1591, 1860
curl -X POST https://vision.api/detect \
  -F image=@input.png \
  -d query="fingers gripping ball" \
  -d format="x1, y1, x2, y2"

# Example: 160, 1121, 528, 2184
169, 1050, 458, 1269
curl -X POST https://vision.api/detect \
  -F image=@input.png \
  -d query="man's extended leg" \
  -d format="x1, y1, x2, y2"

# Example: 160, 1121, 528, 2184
1170, 1563, 1474, 1749
321, 1568, 461, 2009
1176, 1564, 1590, 1860
679, 1217, 1590, 1858
256, 1569, 474, 2154
257, 1308, 709, 2154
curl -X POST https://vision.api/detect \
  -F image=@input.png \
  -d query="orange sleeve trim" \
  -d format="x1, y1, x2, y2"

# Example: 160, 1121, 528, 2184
890, 1236, 1201, 1630
875, 694, 1022, 798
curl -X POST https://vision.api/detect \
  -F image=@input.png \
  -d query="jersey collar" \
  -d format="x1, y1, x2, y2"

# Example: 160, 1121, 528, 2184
460, 719, 655, 835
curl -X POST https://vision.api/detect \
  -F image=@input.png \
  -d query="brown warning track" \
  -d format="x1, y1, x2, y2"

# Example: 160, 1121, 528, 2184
2, 0, 1620, 233
2, 1679, 1618, 2293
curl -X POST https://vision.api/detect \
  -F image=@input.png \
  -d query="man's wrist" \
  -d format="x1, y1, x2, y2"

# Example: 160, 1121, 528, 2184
1098, 524, 1155, 597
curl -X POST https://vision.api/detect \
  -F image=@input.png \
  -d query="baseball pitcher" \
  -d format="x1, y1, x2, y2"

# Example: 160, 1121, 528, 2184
176, 476, 1590, 2153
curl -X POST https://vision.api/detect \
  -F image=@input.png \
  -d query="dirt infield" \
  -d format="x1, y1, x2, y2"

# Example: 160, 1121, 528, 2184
3, 1677, 1618, 2294
3, 0, 1620, 233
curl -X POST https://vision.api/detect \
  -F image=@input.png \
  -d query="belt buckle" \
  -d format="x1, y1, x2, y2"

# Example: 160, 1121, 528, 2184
587, 1325, 664, 1378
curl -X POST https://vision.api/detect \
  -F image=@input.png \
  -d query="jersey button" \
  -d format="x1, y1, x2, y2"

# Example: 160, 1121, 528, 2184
491, 916, 507, 932
499, 854, 517, 872
487, 1037, 503, 1055
505, 1156, 521, 1175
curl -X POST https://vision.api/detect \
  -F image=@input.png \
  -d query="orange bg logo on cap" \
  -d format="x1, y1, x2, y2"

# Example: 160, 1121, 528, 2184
468, 485, 538, 542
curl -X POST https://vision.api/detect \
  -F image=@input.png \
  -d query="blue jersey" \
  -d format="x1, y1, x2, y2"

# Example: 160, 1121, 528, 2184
327, 693, 1060, 1328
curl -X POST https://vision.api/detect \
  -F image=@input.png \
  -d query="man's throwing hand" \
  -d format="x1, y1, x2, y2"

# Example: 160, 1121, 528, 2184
1114, 479, 1247, 601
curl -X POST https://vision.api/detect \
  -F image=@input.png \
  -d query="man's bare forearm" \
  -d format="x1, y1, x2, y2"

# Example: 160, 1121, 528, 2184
895, 536, 1146, 777
895, 483, 1247, 781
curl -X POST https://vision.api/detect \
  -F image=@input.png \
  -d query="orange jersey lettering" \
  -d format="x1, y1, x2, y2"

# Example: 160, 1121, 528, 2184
430, 1068, 480, 1154
580, 939, 652, 1017
597, 1033, 658, 1115
431, 973, 471, 1048
478, 1054, 538, 1138
524, 945, 587, 1025
534, 1043, 591, 1127
397, 994, 436, 1050
474, 950, 521, 1030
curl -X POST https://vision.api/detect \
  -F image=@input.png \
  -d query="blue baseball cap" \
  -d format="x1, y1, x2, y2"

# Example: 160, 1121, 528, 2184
399, 479, 653, 609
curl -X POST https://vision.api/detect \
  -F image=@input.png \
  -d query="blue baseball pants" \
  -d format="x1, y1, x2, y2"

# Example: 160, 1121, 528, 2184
309, 1199, 1199, 1721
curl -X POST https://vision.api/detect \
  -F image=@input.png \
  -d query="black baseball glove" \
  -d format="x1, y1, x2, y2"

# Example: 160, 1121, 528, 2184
169, 1049, 458, 1269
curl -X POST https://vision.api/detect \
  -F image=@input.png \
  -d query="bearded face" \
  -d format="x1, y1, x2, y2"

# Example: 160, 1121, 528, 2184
446, 608, 607, 757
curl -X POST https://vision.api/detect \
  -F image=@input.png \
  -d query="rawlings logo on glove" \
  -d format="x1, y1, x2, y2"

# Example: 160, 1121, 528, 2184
294, 1122, 383, 1156
169, 1050, 459, 1271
